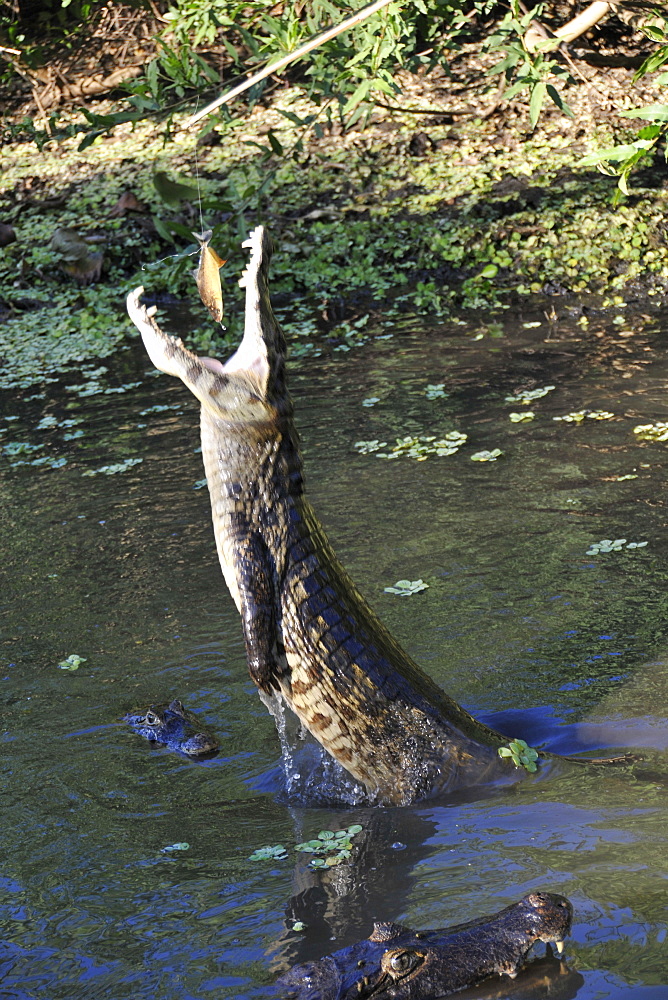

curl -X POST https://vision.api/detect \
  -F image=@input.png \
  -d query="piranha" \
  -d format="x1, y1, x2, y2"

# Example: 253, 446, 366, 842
193, 229, 226, 323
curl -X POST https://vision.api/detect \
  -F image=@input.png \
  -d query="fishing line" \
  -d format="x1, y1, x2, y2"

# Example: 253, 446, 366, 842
193, 95, 205, 238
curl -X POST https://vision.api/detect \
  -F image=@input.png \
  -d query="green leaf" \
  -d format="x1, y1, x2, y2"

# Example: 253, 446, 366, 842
153, 170, 199, 206
529, 80, 547, 129
621, 104, 668, 122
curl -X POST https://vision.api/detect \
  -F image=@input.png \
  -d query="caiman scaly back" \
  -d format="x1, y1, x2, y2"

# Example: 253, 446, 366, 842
126, 227, 627, 804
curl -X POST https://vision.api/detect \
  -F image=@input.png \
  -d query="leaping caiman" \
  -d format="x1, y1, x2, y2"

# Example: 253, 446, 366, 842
126, 226, 630, 805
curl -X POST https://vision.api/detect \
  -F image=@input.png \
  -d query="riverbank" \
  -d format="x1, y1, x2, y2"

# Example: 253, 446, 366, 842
1, 41, 667, 390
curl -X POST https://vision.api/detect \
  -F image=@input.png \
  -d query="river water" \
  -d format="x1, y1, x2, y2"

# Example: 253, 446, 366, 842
1, 299, 668, 999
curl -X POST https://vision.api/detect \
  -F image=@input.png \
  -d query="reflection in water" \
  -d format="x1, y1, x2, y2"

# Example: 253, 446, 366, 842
1, 305, 668, 997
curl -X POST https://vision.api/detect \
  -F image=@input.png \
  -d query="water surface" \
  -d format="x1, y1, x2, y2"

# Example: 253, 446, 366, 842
2, 301, 668, 999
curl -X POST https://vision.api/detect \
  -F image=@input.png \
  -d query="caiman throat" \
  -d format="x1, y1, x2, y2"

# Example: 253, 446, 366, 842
126, 226, 629, 805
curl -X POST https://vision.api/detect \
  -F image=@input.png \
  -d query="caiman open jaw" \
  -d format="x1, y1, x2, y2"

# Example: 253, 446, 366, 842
126, 226, 632, 805
278, 892, 574, 1000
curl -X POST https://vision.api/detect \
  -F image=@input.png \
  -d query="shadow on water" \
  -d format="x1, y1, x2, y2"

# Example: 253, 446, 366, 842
1, 300, 668, 998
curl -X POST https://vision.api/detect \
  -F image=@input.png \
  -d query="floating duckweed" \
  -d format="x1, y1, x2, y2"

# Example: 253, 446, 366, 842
63, 430, 85, 441
554, 410, 614, 423
29, 456, 68, 469
362, 397, 380, 407
586, 538, 648, 555
292, 921, 306, 932
634, 422, 668, 442
249, 844, 288, 861
425, 383, 448, 399
384, 579, 429, 596
3, 441, 44, 457
295, 825, 364, 869
614, 474, 638, 481
509, 411, 535, 423
504, 386, 556, 405
250, 825, 364, 868
139, 404, 183, 415
471, 449, 503, 462
66, 379, 142, 399
193, 478, 208, 490
354, 439, 387, 454
57, 654, 86, 671
376, 432, 467, 461
162, 842, 190, 853
498, 739, 539, 772
36, 415, 59, 430
82, 458, 143, 477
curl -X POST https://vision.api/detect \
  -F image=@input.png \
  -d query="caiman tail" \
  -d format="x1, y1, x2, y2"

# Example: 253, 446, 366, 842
126, 227, 632, 806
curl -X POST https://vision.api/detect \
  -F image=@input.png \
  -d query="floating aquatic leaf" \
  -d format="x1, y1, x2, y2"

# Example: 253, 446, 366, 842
425, 383, 448, 399
505, 386, 555, 405
362, 397, 380, 407
384, 579, 429, 596
586, 538, 648, 555
498, 738, 539, 772
36, 415, 59, 430
82, 458, 143, 477
509, 411, 535, 423
470, 449, 503, 462
554, 410, 614, 423
249, 844, 288, 861
614, 474, 638, 481
193, 479, 208, 490
634, 422, 668, 442
139, 404, 183, 416
162, 842, 190, 852
292, 922, 306, 932
375, 433, 467, 461
294, 825, 364, 868
57, 654, 87, 671
354, 439, 387, 455
3, 441, 43, 456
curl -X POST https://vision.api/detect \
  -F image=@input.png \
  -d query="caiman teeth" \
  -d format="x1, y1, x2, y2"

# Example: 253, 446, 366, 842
555, 940, 564, 954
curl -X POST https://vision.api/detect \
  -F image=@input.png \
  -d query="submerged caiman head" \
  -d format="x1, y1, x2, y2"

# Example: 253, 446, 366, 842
278, 892, 573, 1000
124, 700, 219, 756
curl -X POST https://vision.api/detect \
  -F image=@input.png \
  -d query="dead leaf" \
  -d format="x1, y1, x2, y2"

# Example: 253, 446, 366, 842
109, 191, 146, 217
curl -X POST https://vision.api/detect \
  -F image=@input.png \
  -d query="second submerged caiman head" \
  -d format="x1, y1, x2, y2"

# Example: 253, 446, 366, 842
278, 892, 574, 1000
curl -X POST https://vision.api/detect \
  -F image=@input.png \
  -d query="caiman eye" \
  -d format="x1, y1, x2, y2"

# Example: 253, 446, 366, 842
386, 950, 422, 976
145, 711, 160, 725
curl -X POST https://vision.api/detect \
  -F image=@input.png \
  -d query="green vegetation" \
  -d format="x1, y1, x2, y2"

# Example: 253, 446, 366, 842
586, 538, 648, 555
2, 4, 668, 388
384, 579, 429, 596
57, 653, 87, 670
553, 410, 615, 423
498, 738, 539, 772
250, 824, 364, 868
634, 422, 668, 442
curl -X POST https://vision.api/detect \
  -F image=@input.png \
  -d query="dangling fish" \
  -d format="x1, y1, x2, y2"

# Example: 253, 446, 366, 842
192, 230, 226, 324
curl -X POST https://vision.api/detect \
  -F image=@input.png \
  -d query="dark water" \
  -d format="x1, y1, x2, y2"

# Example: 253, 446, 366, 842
2, 301, 668, 999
